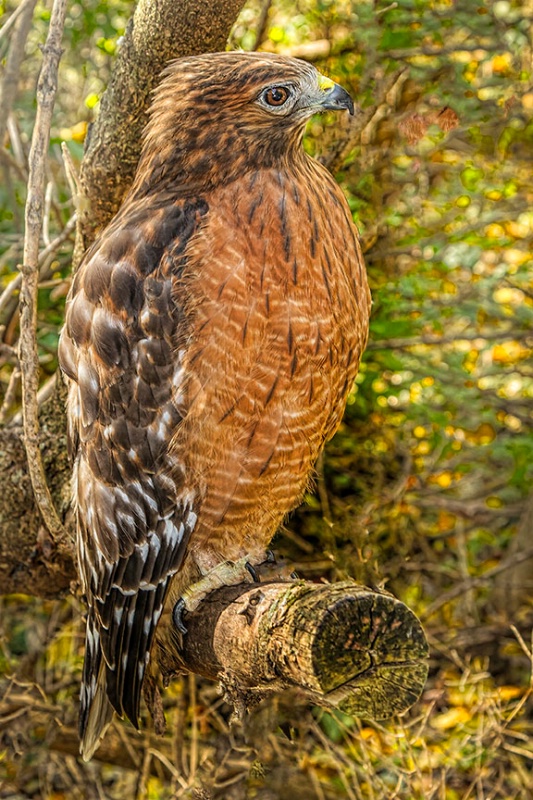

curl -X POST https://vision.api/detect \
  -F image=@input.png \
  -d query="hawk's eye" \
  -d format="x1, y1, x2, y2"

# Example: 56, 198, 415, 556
263, 86, 290, 107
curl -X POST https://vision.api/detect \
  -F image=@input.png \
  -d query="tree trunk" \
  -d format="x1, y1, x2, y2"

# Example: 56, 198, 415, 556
0, 381, 75, 597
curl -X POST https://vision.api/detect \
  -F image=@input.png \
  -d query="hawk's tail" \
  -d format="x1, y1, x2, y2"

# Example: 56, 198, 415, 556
79, 617, 114, 762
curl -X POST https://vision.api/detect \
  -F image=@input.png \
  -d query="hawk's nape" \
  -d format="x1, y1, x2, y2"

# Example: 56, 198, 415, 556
58, 51, 371, 760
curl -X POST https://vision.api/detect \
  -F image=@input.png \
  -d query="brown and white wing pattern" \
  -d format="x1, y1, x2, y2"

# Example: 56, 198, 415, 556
59, 197, 208, 758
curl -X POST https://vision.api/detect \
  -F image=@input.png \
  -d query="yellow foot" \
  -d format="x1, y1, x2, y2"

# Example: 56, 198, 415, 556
172, 555, 265, 634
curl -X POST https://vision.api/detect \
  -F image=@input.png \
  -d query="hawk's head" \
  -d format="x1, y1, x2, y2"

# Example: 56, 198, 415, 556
133, 52, 354, 196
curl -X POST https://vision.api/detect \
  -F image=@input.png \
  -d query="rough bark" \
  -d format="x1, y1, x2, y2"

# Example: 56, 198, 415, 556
0, 381, 76, 597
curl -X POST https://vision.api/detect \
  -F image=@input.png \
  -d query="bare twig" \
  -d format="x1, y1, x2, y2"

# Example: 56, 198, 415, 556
252, 0, 273, 50
0, 366, 20, 424
422, 546, 533, 620
6, 116, 26, 168
18, 0, 67, 539
43, 181, 54, 246
61, 141, 80, 209
376, 2, 398, 14
0, 0, 37, 146
0, 0, 36, 43
0, 213, 76, 320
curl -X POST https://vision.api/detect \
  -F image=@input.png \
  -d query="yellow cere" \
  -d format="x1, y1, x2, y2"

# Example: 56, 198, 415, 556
318, 75, 335, 91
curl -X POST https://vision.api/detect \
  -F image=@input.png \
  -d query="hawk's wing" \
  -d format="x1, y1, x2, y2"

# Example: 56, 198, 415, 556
59, 196, 208, 758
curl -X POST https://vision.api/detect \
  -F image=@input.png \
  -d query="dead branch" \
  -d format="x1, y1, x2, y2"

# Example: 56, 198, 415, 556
422, 546, 533, 620
175, 580, 429, 721
19, 0, 67, 540
366, 328, 529, 350
0, 0, 36, 43
252, 0, 273, 50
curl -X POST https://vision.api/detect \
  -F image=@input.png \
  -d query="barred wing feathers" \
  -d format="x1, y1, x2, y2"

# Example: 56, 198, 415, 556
59, 198, 207, 759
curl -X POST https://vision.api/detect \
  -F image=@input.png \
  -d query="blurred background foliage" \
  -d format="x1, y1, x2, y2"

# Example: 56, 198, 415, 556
0, 0, 532, 798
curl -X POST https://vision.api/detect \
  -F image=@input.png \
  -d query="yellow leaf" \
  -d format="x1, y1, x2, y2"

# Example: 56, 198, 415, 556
432, 707, 471, 730
415, 441, 431, 455
504, 248, 530, 267
59, 121, 88, 143
84, 92, 99, 109
492, 54, 512, 75
505, 221, 530, 239
487, 496, 502, 508
485, 223, 505, 238
442, 279, 457, 294
492, 341, 530, 364
434, 471, 453, 488
493, 287, 525, 305
495, 686, 524, 702
463, 422, 496, 444
522, 92, 533, 111
438, 510, 456, 531
478, 423, 496, 444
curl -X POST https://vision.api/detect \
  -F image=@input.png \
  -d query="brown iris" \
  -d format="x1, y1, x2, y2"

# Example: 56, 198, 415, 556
263, 86, 290, 106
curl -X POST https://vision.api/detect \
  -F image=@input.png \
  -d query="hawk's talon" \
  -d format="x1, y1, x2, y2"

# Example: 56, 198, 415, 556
245, 562, 260, 582
172, 597, 188, 635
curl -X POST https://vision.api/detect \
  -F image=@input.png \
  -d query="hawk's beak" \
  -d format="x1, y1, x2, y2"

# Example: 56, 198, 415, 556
319, 82, 355, 116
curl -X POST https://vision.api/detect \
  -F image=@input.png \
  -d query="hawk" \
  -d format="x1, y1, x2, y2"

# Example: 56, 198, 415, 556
59, 51, 371, 759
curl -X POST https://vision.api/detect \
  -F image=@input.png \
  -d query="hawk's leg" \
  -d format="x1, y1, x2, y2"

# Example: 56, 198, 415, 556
172, 555, 268, 634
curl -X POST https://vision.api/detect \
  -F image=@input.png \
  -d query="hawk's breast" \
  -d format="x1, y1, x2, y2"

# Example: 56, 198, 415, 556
170, 164, 370, 561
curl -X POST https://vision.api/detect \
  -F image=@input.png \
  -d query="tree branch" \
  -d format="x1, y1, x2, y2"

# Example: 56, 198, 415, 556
0, 0, 37, 147
174, 580, 429, 720
19, 0, 67, 540
0, 386, 76, 598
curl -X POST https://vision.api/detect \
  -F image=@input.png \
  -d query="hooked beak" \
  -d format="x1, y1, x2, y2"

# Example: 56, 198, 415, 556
319, 82, 355, 116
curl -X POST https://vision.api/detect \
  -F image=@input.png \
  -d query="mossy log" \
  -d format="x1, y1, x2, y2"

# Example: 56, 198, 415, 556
177, 580, 429, 720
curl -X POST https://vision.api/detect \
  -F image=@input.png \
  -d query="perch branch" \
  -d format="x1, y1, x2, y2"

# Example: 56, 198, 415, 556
176, 580, 429, 720
19, 0, 67, 540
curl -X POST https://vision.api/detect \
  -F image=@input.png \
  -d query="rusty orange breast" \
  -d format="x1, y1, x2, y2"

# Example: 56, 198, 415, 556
171, 162, 370, 560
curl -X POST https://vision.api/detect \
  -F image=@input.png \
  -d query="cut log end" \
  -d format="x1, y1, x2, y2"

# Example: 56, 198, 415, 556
311, 588, 429, 719
175, 580, 429, 723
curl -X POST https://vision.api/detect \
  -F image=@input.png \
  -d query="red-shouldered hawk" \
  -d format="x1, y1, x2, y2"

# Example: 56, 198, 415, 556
59, 51, 371, 760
